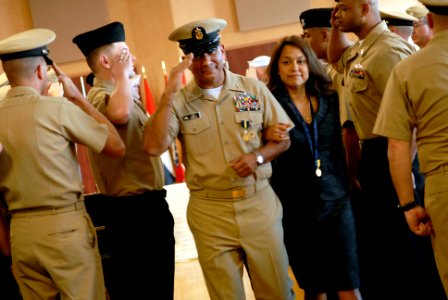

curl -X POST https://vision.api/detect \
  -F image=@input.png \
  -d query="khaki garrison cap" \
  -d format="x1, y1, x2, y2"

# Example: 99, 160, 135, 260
0, 28, 55, 65
380, 9, 418, 26
169, 18, 227, 56
406, 5, 429, 19
419, 0, 448, 14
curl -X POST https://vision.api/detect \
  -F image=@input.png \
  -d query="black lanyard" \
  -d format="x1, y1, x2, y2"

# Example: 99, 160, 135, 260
294, 97, 321, 177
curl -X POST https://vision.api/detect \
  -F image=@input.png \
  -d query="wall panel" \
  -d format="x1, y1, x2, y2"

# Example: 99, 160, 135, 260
28, 0, 111, 63
234, 0, 310, 31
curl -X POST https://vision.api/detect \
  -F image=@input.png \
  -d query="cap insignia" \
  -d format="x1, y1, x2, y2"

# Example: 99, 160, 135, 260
193, 27, 205, 41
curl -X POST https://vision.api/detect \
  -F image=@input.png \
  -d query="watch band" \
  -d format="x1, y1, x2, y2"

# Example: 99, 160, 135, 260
252, 150, 264, 165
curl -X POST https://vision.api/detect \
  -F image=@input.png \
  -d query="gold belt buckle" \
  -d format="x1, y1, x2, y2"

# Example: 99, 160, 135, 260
232, 188, 246, 199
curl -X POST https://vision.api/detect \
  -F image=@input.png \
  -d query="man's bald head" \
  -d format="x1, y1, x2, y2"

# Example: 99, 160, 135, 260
334, 0, 381, 38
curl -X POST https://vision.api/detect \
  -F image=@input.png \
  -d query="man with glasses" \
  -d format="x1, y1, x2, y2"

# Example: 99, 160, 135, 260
407, 5, 434, 48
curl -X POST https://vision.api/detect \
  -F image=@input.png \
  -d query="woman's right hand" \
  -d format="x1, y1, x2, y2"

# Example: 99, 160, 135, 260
263, 123, 291, 142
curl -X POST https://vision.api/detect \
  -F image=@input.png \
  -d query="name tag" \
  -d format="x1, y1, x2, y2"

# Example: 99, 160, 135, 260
182, 112, 201, 121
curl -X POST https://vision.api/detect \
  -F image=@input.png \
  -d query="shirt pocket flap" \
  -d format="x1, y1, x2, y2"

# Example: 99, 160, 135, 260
181, 117, 210, 134
350, 77, 368, 93
234, 111, 263, 125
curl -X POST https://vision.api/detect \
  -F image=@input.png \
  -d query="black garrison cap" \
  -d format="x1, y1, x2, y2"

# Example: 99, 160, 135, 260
73, 21, 125, 57
0, 28, 55, 65
299, 8, 333, 29
168, 18, 227, 56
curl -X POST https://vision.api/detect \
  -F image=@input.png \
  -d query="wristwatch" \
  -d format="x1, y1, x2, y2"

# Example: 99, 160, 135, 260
252, 151, 264, 165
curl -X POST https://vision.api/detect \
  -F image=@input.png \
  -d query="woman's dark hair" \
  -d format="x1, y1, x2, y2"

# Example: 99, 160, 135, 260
266, 35, 332, 96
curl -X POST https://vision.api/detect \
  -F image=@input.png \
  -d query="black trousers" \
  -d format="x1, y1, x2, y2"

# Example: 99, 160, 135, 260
85, 190, 175, 300
354, 138, 446, 300
0, 254, 21, 299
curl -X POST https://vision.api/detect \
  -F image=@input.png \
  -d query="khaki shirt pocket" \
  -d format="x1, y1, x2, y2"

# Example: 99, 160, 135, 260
234, 111, 263, 126
180, 117, 212, 155
349, 77, 368, 93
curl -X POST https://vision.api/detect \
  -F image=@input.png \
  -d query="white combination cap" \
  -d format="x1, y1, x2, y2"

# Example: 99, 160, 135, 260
248, 55, 270, 68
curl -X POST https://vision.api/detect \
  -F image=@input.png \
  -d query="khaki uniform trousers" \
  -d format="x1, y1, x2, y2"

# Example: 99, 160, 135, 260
10, 204, 106, 300
188, 182, 295, 300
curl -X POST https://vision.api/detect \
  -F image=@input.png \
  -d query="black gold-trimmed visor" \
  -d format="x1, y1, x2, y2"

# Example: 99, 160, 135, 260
179, 33, 220, 57
0, 46, 53, 65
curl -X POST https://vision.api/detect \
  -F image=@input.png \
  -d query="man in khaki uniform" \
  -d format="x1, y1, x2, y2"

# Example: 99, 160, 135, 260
407, 4, 434, 206
0, 28, 124, 299
374, 0, 448, 296
381, 7, 429, 214
407, 5, 434, 48
380, 9, 417, 42
73, 22, 175, 299
327, 1, 439, 299
144, 18, 295, 300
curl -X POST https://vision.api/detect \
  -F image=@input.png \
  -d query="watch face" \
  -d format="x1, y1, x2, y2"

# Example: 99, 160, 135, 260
257, 155, 263, 164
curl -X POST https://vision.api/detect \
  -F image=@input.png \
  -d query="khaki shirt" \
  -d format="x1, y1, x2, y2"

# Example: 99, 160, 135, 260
167, 69, 293, 191
336, 21, 415, 140
0, 87, 108, 211
374, 30, 448, 174
87, 78, 164, 196
326, 63, 351, 126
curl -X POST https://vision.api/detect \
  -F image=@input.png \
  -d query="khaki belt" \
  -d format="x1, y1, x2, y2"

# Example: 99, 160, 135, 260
190, 180, 269, 199
11, 200, 85, 218
426, 163, 448, 177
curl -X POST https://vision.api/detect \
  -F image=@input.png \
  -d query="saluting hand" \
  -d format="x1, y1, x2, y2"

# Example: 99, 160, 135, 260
51, 63, 84, 101
165, 53, 193, 98
111, 48, 134, 80
330, 5, 339, 29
